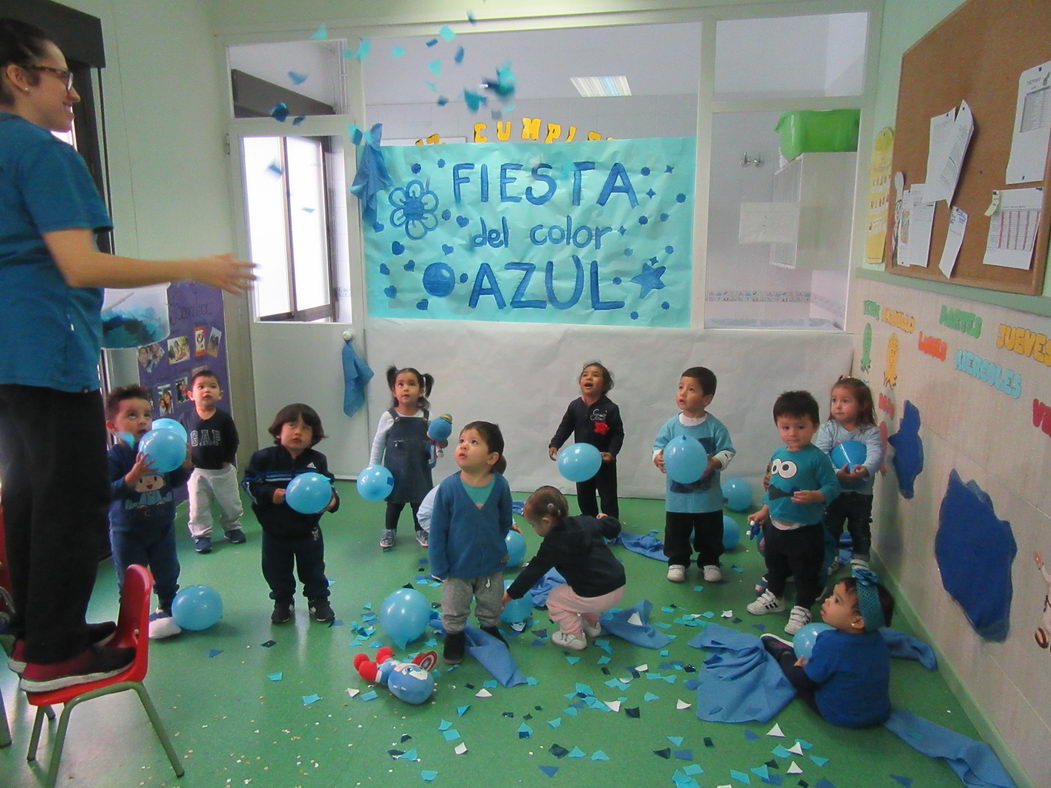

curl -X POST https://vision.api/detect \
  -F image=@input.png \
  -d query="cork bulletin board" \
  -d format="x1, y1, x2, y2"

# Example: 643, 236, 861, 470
886, 0, 1051, 294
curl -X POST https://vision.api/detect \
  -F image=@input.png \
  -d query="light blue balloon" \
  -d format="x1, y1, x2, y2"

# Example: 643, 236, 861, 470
505, 530, 526, 567
501, 580, 532, 624
557, 443, 602, 483
285, 472, 332, 514
721, 477, 752, 511
380, 588, 430, 649
830, 440, 867, 470
151, 417, 188, 442
171, 585, 223, 631
722, 515, 740, 550
138, 428, 186, 473
793, 622, 834, 659
664, 435, 707, 484
357, 464, 395, 500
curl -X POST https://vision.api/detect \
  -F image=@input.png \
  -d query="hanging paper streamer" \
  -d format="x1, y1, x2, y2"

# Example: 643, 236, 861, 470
348, 123, 394, 227
363, 138, 695, 327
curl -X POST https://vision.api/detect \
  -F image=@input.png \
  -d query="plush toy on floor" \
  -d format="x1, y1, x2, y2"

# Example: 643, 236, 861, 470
353, 647, 438, 704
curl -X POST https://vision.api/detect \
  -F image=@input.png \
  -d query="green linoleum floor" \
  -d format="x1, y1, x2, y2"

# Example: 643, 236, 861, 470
1, 488, 981, 787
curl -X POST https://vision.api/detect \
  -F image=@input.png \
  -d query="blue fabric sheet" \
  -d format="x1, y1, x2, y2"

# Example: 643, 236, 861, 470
686, 624, 795, 723
600, 600, 673, 649
527, 568, 567, 607
884, 709, 1015, 788
614, 530, 667, 561
341, 341, 374, 418
348, 123, 393, 225
463, 625, 527, 688
880, 628, 937, 670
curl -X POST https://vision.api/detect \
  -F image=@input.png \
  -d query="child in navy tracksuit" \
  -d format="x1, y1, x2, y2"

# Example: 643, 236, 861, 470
369, 365, 437, 550
548, 361, 624, 518
428, 421, 513, 665
243, 403, 338, 625
105, 385, 189, 640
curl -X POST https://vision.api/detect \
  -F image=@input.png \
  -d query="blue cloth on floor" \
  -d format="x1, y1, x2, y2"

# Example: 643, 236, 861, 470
614, 530, 667, 561
881, 628, 938, 670
463, 625, 527, 688
687, 623, 795, 723
884, 709, 1015, 788
528, 568, 567, 607
341, 341, 373, 417
600, 600, 673, 648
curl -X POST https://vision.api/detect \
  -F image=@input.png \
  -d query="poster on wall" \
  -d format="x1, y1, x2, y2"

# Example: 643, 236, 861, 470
363, 138, 696, 327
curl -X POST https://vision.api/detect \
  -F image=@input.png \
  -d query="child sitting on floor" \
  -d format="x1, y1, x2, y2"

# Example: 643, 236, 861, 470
761, 569, 895, 728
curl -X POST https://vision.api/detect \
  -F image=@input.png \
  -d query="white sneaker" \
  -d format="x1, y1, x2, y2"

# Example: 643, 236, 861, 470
581, 618, 602, 638
551, 631, 587, 651
148, 611, 182, 640
785, 605, 812, 635
850, 557, 870, 571
702, 565, 723, 583
746, 590, 786, 616
666, 564, 686, 583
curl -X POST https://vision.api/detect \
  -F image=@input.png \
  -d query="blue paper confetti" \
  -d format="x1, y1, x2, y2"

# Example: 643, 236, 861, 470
302, 694, 321, 705
454, 46, 465, 64
421, 770, 438, 782
267, 672, 283, 681
517, 723, 533, 738
539, 766, 558, 778
360, 690, 379, 702
442, 729, 460, 741
288, 70, 308, 85
439, 25, 456, 41
392, 46, 405, 58
592, 750, 609, 761
208, 649, 222, 658
309, 23, 328, 40
269, 102, 289, 122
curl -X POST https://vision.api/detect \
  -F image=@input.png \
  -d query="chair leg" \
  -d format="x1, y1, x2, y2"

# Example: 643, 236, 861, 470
0, 686, 11, 748
43, 703, 75, 788
132, 683, 184, 777
26, 705, 46, 761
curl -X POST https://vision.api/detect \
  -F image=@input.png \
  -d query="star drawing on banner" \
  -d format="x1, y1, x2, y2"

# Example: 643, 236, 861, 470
631, 261, 666, 298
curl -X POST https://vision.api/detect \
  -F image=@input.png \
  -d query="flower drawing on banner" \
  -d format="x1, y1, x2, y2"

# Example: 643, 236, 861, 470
389, 179, 440, 240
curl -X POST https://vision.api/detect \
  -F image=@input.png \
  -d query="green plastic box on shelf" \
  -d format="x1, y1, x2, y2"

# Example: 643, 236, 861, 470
775, 109, 860, 161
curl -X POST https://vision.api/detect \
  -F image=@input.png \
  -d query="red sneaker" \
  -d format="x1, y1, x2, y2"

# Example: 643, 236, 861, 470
19, 644, 134, 693
7, 621, 117, 674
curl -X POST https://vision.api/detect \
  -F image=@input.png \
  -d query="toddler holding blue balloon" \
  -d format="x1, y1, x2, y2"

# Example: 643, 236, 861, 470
242, 403, 338, 625
761, 571, 895, 728
503, 486, 625, 651
105, 385, 190, 640
653, 367, 736, 585
429, 421, 513, 665
814, 377, 883, 572
370, 366, 438, 550
548, 362, 624, 518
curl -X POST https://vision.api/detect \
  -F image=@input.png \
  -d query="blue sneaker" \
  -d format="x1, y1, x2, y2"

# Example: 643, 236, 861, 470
225, 529, 246, 544
193, 536, 212, 553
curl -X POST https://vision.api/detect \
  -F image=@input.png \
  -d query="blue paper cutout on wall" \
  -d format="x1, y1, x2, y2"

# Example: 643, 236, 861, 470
888, 400, 923, 498
935, 470, 1016, 641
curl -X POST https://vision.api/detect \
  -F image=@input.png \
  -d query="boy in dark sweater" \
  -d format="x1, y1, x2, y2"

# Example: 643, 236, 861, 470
503, 486, 626, 651
180, 369, 244, 554
106, 385, 190, 639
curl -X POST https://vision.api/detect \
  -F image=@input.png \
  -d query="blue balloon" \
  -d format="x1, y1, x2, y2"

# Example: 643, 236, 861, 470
138, 428, 186, 473
357, 464, 395, 501
151, 417, 188, 442
557, 443, 602, 483
722, 515, 740, 550
380, 588, 430, 649
793, 622, 834, 659
427, 414, 452, 442
386, 662, 435, 705
171, 585, 223, 631
285, 472, 333, 514
830, 440, 867, 470
422, 262, 456, 297
664, 435, 707, 484
501, 580, 533, 624
505, 530, 526, 567
721, 477, 753, 511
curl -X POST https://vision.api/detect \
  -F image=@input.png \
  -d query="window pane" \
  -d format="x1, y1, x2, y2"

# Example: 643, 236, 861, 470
242, 136, 291, 317
228, 40, 345, 118
286, 136, 330, 312
715, 13, 867, 100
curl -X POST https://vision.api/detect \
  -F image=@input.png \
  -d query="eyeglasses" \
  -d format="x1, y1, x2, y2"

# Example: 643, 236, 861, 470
26, 64, 74, 91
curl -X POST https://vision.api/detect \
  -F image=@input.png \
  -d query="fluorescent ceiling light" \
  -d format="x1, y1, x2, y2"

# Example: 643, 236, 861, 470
570, 76, 631, 97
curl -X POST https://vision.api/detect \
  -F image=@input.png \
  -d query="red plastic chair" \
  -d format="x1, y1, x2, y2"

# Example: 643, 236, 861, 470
24, 564, 184, 787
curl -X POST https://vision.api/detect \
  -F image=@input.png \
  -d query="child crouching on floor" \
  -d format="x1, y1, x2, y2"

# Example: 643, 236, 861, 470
503, 486, 626, 651
761, 569, 895, 728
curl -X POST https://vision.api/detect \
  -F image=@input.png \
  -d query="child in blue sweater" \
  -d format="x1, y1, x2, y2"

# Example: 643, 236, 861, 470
428, 421, 513, 665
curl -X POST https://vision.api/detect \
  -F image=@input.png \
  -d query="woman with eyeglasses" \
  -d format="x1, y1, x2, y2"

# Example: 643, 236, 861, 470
0, 18, 255, 692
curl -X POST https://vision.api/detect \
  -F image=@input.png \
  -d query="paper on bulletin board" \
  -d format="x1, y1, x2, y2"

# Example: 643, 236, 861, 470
926, 108, 954, 182
738, 202, 799, 244
896, 186, 912, 266
904, 184, 936, 268
937, 206, 968, 278
925, 100, 974, 204
1005, 59, 1051, 184
983, 187, 1043, 270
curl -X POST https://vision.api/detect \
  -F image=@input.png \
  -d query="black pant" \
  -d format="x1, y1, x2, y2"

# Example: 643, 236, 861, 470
822, 491, 873, 559
664, 510, 724, 567
577, 460, 619, 518
261, 527, 329, 603
763, 523, 824, 609
0, 385, 110, 663
385, 501, 421, 532
771, 647, 819, 713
